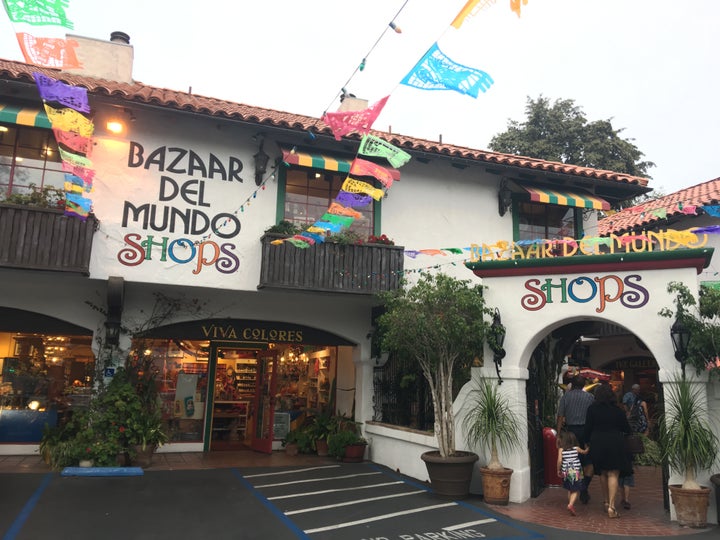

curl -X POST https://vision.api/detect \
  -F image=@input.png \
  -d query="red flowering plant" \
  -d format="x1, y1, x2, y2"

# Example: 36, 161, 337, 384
367, 234, 395, 245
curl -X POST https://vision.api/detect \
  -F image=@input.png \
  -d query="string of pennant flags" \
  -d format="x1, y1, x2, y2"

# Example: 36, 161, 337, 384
278, 0, 532, 249
2, 1, 95, 220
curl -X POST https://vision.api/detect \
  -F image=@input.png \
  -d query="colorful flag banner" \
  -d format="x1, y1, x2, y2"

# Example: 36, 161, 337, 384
33, 72, 89, 112
16, 33, 80, 68
293, 234, 315, 246
401, 42, 494, 98
2, 0, 74, 28
510, 0, 529, 17
286, 238, 310, 248
450, 0, 497, 29
680, 205, 697, 215
350, 157, 397, 188
358, 135, 411, 168
301, 231, 326, 244
322, 95, 389, 141
63, 173, 85, 192
53, 128, 93, 154
327, 202, 363, 219
312, 220, 345, 234
341, 177, 385, 201
64, 192, 92, 219
702, 205, 720, 217
44, 104, 94, 136
320, 213, 355, 228
335, 190, 373, 208
691, 226, 720, 234
58, 147, 92, 168
62, 161, 95, 185
650, 208, 667, 219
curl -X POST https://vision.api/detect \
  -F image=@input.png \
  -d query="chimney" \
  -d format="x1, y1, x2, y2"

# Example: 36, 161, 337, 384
62, 32, 134, 83
337, 96, 368, 112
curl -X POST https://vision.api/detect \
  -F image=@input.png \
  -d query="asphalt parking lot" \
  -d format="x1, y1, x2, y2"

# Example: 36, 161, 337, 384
1, 463, 716, 540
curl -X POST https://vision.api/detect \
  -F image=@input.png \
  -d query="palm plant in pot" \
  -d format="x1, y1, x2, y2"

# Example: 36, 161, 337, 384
462, 378, 522, 505
658, 374, 719, 528
377, 272, 494, 498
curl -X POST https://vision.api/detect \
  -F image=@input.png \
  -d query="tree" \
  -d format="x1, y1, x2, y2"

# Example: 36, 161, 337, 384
489, 96, 655, 178
376, 273, 493, 457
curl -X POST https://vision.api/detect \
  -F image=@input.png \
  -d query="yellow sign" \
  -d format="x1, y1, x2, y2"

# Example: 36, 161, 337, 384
469, 228, 708, 263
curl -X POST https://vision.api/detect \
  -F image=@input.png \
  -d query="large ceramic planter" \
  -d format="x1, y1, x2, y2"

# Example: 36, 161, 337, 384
315, 439, 329, 457
342, 443, 367, 463
421, 450, 478, 499
480, 466, 513, 505
669, 485, 711, 528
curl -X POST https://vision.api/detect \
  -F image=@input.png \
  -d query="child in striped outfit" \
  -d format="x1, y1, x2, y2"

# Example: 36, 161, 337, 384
556, 430, 590, 516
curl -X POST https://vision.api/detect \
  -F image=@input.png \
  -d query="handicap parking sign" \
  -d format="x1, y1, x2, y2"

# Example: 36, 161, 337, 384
104, 367, 116, 377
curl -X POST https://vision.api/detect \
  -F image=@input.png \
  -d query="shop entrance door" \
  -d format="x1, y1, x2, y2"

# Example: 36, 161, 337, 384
251, 350, 279, 453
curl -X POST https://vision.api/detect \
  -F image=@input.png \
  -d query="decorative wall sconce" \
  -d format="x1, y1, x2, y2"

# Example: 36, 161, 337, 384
498, 178, 513, 216
488, 308, 507, 383
670, 313, 691, 375
253, 139, 270, 186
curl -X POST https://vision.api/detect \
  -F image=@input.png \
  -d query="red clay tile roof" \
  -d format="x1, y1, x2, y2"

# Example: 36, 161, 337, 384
598, 177, 720, 235
0, 58, 649, 187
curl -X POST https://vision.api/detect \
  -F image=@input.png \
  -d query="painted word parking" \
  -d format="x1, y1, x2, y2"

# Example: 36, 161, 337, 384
235, 464, 542, 540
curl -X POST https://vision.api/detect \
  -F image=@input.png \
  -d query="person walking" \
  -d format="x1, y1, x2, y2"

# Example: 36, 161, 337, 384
556, 430, 590, 516
619, 384, 650, 510
583, 384, 632, 518
557, 374, 595, 503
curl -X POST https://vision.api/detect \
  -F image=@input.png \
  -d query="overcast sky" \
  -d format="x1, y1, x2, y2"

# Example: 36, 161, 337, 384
1, 0, 718, 194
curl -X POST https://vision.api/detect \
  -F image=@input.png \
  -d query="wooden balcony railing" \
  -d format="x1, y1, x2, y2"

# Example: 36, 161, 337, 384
259, 234, 404, 294
0, 204, 96, 274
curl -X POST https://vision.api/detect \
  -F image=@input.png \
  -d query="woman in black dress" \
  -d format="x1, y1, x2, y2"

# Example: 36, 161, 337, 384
583, 384, 632, 518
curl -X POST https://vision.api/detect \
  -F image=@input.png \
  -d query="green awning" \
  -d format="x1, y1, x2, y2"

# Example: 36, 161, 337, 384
523, 185, 610, 211
0, 103, 51, 129
281, 148, 400, 180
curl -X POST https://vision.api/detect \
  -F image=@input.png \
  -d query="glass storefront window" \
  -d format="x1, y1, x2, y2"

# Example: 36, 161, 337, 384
0, 332, 94, 443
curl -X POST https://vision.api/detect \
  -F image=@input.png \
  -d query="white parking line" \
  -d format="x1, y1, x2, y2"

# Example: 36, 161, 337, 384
268, 481, 404, 500
285, 490, 425, 515
243, 465, 341, 479
255, 471, 381, 488
304, 502, 457, 533
444, 518, 497, 530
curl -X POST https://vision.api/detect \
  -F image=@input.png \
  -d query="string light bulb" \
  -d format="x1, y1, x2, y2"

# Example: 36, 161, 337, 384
389, 21, 402, 33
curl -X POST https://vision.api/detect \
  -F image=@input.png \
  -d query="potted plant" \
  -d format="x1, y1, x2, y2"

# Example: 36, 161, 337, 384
462, 378, 522, 505
128, 408, 169, 468
309, 413, 338, 456
327, 428, 367, 462
658, 374, 719, 528
282, 424, 314, 456
377, 272, 493, 498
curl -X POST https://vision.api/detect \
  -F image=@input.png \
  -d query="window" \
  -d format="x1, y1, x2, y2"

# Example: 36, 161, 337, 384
516, 201, 578, 241
0, 123, 63, 198
283, 168, 375, 239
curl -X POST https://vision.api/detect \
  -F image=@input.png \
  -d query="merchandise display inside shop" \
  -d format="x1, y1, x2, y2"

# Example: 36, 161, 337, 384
142, 340, 337, 447
0, 332, 95, 442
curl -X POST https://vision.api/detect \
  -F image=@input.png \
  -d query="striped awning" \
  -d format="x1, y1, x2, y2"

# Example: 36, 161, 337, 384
523, 186, 610, 211
281, 148, 400, 180
0, 103, 51, 129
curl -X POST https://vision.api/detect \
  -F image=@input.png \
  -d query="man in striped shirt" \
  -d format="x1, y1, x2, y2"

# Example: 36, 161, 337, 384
557, 375, 595, 503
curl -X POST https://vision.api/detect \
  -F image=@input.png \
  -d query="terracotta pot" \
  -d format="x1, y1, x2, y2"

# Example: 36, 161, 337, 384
421, 450, 478, 499
480, 466, 513, 505
284, 443, 299, 456
669, 484, 711, 528
315, 439, 329, 457
342, 443, 367, 463
132, 445, 156, 469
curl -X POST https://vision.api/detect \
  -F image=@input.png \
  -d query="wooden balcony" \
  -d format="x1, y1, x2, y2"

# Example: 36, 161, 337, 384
259, 234, 404, 294
0, 204, 96, 274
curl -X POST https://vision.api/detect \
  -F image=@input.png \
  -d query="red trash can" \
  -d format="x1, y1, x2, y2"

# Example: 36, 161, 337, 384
543, 427, 563, 486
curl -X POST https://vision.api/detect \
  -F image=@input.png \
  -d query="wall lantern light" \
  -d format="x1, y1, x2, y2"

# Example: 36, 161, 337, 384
253, 139, 270, 186
489, 308, 507, 384
498, 178, 513, 216
670, 313, 691, 376
106, 119, 124, 134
